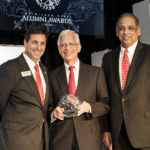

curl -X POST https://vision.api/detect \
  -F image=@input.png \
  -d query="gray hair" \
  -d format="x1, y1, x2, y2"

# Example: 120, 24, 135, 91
57, 30, 80, 46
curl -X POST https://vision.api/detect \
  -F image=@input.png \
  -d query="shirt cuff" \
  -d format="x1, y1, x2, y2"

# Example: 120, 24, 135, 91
51, 111, 57, 123
89, 104, 92, 113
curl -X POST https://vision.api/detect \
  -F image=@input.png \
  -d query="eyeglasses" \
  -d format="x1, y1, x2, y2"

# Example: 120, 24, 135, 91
117, 26, 137, 32
58, 43, 80, 49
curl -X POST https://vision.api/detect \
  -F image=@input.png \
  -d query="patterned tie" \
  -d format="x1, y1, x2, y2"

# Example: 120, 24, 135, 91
69, 66, 76, 96
122, 49, 130, 91
34, 64, 44, 106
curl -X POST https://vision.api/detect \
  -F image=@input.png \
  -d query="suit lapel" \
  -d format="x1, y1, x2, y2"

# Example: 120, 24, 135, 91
76, 62, 83, 97
76, 62, 88, 100
39, 63, 49, 108
56, 65, 69, 94
18, 54, 43, 107
113, 49, 123, 94
124, 42, 144, 92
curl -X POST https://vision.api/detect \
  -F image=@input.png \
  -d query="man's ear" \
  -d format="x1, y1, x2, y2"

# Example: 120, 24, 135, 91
137, 27, 141, 36
58, 48, 60, 55
116, 28, 119, 38
24, 39, 27, 46
78, 44, 82, 53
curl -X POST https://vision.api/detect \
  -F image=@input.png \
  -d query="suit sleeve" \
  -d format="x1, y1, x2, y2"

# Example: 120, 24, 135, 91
0, 65, 14, 121
88, 68, 109, 118
100, 54, 111, 132
47, 71, 55, 113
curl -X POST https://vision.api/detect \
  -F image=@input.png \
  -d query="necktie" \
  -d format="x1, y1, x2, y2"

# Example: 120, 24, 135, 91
69, 66, 76, 96
34, 64, 44, 106
122, 49, 130, 91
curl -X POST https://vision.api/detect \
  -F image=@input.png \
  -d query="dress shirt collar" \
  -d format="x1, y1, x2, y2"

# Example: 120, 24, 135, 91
64, 59, 80, 71
120, 40, 138, 56
23, 53, 40, 67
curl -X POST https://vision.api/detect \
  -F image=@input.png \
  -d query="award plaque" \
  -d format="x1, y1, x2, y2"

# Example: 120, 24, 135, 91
58, 94, 81, 117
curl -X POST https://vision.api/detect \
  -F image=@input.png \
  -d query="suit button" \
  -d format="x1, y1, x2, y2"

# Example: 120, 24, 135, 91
122, 99, 125, 102
120, 114, 123, 117
39, 124, 43, 129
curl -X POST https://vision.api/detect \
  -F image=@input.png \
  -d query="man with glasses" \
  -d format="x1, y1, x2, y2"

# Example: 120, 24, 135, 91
102, 13, 150, 150
49, 29, 109, 150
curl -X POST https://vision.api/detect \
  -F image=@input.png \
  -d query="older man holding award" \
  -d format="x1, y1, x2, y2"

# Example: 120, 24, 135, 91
49, 29, 109, 150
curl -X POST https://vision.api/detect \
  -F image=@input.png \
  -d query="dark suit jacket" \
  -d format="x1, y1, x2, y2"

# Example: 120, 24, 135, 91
49, 61, 109, 150
102, 42, 150, 149
0, 54, 50, 150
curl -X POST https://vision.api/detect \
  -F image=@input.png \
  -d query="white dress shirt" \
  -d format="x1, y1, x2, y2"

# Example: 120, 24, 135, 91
23, 53, 46, 98
119, 41, 138, 88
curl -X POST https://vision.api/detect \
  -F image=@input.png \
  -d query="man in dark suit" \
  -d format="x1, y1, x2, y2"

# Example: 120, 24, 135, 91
0, 25, 50, 150
102, 13, 150, 150
49, 30, 109, 150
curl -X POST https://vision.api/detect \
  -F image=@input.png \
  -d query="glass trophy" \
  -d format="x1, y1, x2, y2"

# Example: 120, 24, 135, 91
58, 94, 81, 117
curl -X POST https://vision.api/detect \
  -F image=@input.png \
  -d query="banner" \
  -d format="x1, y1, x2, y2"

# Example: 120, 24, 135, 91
0, 0, 104, 36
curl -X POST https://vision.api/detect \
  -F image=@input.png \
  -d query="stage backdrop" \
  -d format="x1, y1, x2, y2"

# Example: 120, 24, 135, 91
133, 0, 150, 45
91, 49, 111, 67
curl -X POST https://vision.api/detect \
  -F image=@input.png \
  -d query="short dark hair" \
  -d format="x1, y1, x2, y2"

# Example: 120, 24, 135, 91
116, 13, 140, 28
24, 25, 49, 42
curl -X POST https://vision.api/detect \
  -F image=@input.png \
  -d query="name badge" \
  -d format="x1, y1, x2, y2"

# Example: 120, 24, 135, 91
21, 71, 32, 77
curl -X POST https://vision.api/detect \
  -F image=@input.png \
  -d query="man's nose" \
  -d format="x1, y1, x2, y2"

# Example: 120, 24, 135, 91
123, 28, 129, 34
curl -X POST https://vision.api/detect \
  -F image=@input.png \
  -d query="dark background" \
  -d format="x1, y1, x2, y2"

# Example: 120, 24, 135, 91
0, 0, 143, 70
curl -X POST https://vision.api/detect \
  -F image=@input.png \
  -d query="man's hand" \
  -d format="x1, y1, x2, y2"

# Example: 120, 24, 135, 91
53, 106, 64, 120
77, 101, 91, 116
103, 132, 113, 150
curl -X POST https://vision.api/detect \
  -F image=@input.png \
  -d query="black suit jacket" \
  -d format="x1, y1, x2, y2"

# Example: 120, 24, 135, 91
49, 61, 109, 150
0, 54, 50, 150
102, 42, 150, 149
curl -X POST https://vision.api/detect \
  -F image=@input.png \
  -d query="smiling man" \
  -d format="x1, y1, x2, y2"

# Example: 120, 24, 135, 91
102, 13, 150, 150
49, 30, 109, 150
0, 25, 50, 150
